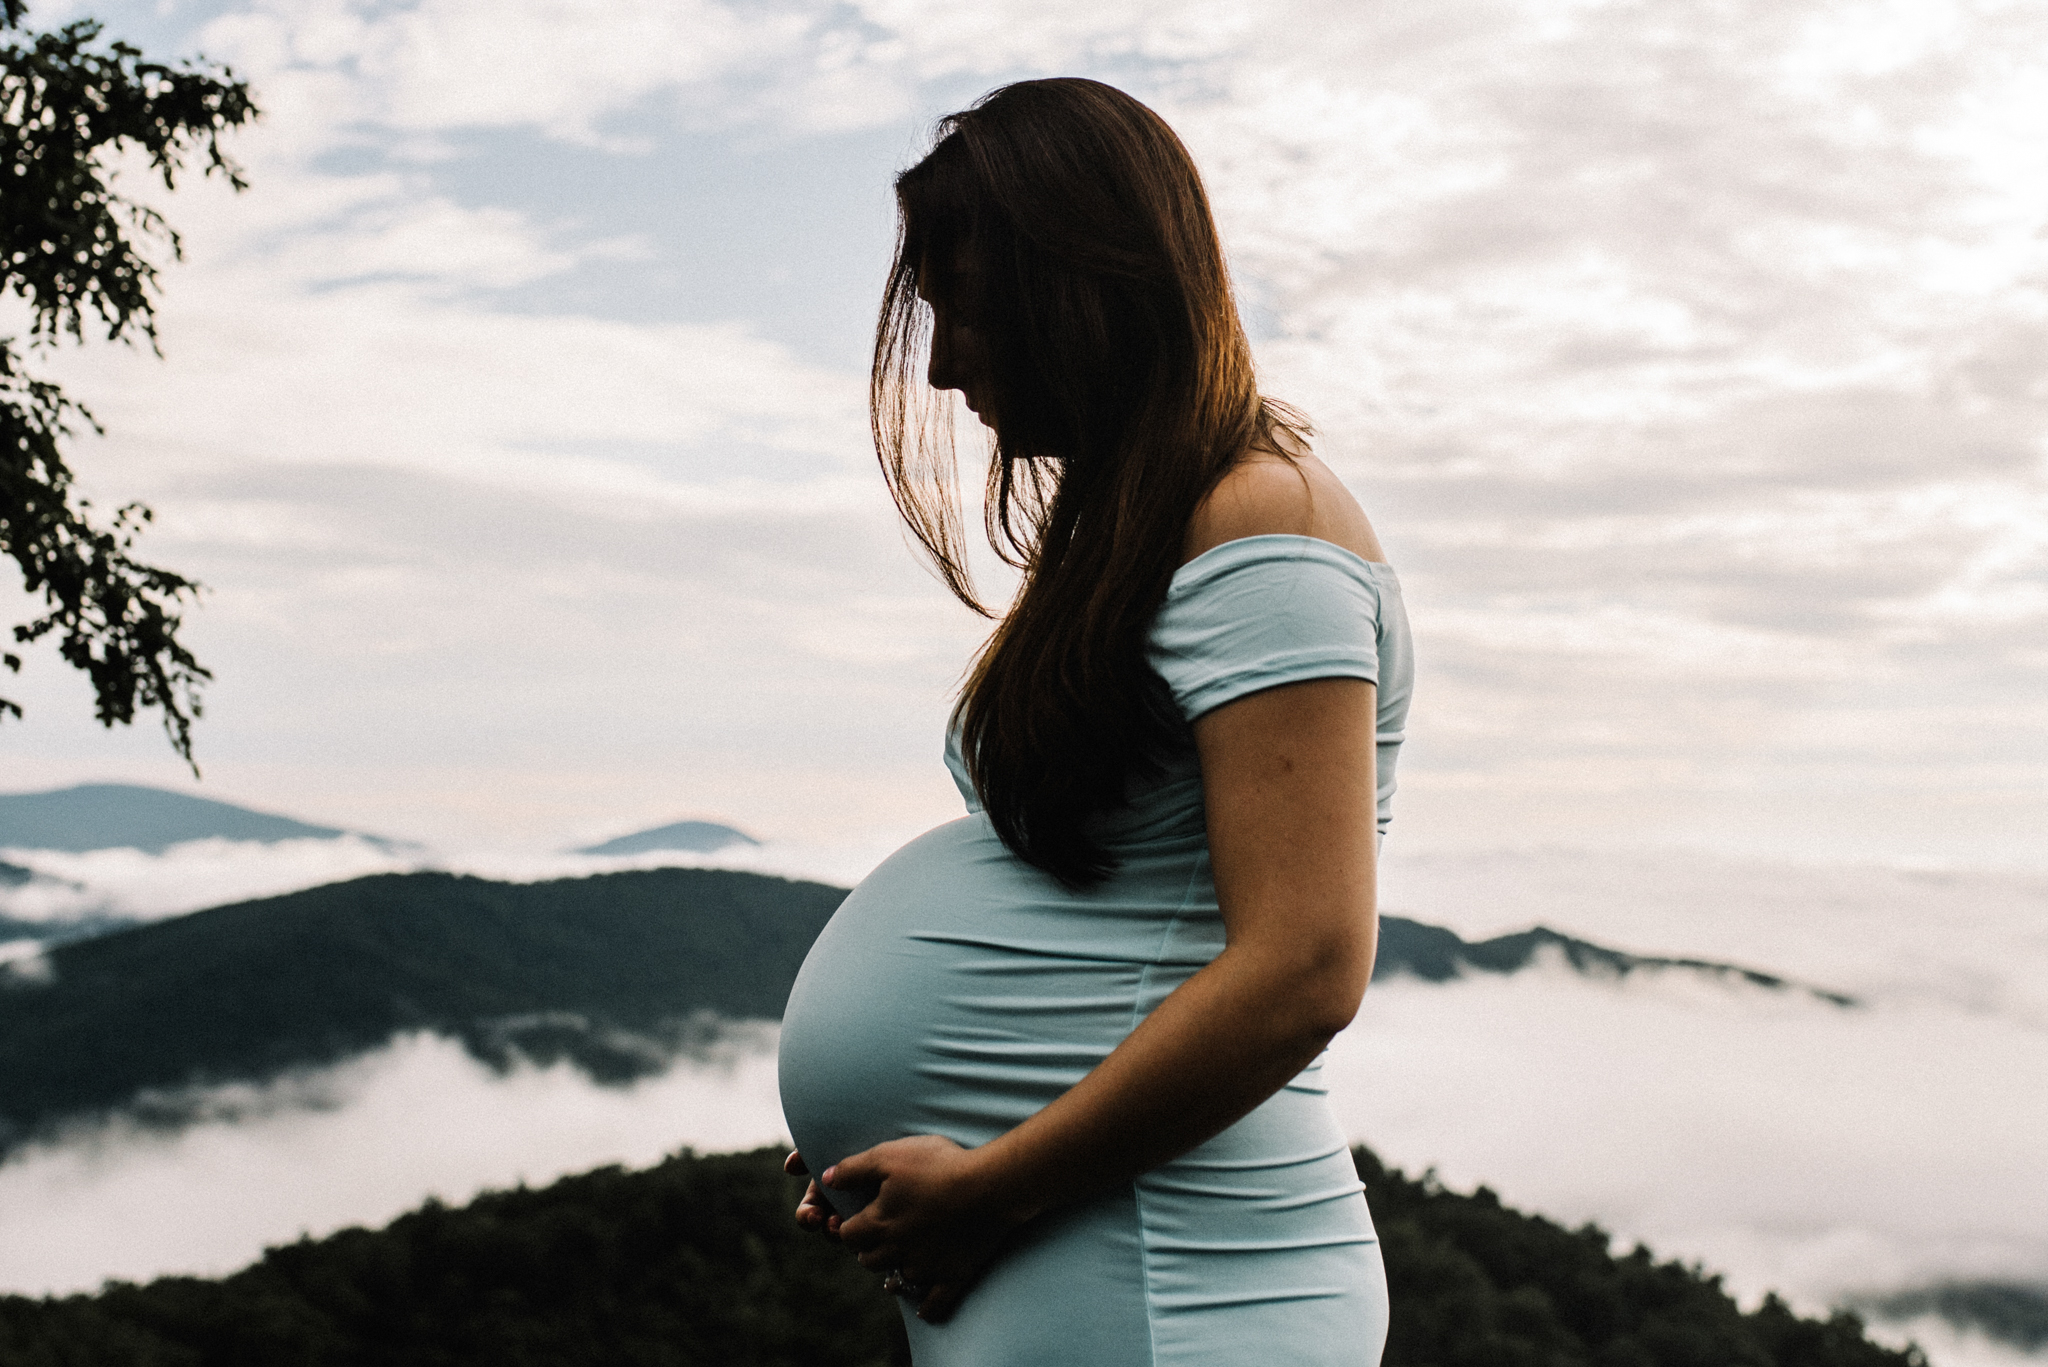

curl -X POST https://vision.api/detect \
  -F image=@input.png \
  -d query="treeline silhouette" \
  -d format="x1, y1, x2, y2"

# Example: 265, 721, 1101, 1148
0, 1146, 1921, 1366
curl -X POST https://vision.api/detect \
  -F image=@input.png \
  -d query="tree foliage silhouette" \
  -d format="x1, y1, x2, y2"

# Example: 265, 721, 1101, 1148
1, 1, 255, 764
0, 1147, 1924, 1366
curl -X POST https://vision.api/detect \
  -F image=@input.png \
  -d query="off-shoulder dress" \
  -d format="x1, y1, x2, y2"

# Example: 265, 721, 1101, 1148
778, 534, 1414, 1366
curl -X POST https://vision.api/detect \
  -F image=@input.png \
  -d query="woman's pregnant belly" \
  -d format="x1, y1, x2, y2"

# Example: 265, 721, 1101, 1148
777, 814, 1215, 1214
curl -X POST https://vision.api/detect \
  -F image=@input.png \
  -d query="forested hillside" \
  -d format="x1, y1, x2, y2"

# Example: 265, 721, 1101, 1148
0, 869, 846, 1148
0, 1146, 1921, 1367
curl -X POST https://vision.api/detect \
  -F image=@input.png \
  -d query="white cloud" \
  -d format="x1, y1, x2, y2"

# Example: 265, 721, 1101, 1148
55, 278, 872, 501
1327, 962, 2048, 1324
848, 0, 1250, 76
1376, 846, 2048, 1026
200, 0, 811, 144
0, 829, 925, 925
0, 837, 416, 923
0, 1027, 787, 1294
0, 940, 55, 984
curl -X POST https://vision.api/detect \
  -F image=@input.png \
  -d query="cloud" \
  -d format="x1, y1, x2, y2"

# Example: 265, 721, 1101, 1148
0, 827, 923, 927
0, 837, 417, 924
199, 0, 813, 145
847, 0, 1252, 78
44, 251, 873, 504
1325, 961, 2048, 1330
1377, 846, 2048, 1026
0, 940, 55, 984
0, 1027, 787, 1295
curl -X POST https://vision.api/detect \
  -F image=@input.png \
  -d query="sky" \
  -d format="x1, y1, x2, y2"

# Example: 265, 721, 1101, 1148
3, 0, 2045, 868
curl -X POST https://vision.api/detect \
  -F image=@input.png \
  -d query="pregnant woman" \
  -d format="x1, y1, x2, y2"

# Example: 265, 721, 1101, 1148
777, 77, 1412, 1366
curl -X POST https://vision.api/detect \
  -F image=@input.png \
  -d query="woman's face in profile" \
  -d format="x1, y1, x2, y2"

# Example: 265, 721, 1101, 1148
918, 263, 993, 426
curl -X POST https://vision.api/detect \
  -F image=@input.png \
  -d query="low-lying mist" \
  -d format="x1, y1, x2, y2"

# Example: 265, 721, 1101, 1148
0, 1026, 785, 1295
0, 833, 906, 929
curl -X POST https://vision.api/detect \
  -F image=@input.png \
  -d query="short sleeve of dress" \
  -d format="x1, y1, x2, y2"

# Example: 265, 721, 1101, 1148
1147, 535, 1395, 724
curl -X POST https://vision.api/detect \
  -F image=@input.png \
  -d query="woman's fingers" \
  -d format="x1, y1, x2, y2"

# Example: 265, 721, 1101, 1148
917, 1282, 964, 1323
786, 1150, 833, 1235
794, 1180, 830, 1232
842, 1207, 892, 1256
837, 1204, 886, 1251
817, 1134, 1003, 1313
820, 1149, 879, 1192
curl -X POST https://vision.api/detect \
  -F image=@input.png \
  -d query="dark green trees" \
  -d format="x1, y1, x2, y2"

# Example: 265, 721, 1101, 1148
0, 1147, 1927, 1366
1, 1, 255, 762
1354, 1147, 1926, 1367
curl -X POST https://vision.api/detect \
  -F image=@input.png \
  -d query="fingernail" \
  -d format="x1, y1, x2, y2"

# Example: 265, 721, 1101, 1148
821, 1166, 836, 1185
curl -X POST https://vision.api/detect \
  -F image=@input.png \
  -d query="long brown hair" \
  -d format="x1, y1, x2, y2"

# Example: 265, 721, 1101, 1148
873, 78, 1306, 887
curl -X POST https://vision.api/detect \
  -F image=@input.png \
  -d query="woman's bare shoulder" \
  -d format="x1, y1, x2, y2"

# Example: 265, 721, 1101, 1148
1182, 447, 1387, 566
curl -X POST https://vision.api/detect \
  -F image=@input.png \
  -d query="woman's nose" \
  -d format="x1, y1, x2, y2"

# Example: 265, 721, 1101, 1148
928, 322, 961, 392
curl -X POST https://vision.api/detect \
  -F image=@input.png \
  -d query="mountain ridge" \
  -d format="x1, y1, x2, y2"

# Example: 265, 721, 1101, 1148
1376, 916, 1857, 1005
574, 820, 760, 856
0, 784, 396, 854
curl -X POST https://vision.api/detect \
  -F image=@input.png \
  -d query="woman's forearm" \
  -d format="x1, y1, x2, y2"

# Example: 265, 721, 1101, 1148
964, 917, 1375, 1223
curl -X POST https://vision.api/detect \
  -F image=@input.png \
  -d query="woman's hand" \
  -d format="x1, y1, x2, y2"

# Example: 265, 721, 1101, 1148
824, 1135, 1027, 1322
783, 1151, 843, 1238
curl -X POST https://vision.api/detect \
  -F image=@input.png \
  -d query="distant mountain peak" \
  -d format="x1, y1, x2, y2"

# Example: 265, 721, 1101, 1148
574, 820, 760, 857
0, 784, 392, 855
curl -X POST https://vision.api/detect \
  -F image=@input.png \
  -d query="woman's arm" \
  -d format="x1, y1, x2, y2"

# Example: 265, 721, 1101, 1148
826, 671, 1380, 1320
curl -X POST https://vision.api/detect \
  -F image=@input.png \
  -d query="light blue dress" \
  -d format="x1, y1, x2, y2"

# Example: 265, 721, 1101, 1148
779, 535, 1413, 1366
